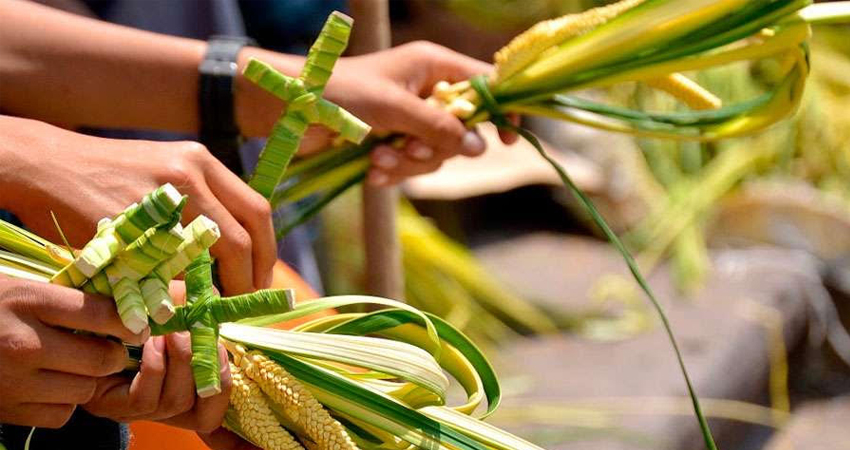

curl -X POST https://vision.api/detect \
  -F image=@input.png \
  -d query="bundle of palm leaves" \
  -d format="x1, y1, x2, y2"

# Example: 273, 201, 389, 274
593, 28, 850, 294
0, 189, 550, 450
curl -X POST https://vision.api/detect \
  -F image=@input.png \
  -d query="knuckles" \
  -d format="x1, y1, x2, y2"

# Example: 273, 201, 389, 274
70, 378, 99, 405
161, 160, 194, 188
37, 405, 76, 429
432, 116, 465, 143
178, 141, 212, 163
85, 340, 127, 377
0, 327, 42, 361
405, 40, 446, 61
195, 414, 224, 434
159, 392, 195, 418
222, 226, 253, 257
165, 332, 193, 365
160, 141, 211, 186
248, 192, 273, 221
0, 281, 44, 313
130, 393, 160, 416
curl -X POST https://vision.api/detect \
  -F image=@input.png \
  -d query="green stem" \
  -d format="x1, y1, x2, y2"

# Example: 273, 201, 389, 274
281, 141, 373, 186
249, 111, 310, 199
150, 215, 220, 282
106, 224, 185, 328
272, 157, 369, 206
140, 277, 176, 324
510, 126, 717, 450
275, 171, 366, 240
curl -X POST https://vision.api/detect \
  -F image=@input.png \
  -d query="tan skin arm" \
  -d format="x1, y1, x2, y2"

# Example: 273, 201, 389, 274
0, 0, 516, 186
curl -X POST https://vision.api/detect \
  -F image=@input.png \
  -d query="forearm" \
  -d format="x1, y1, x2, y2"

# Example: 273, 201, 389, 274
0, 115, 52, 212
0, 0, 302, 136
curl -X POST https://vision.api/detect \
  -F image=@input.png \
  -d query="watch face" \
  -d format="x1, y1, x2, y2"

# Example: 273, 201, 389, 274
200, 59, 239, 77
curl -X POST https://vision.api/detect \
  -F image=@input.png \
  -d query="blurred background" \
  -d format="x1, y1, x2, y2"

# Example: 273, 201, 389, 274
35, 0, 850, 449
336, 2, 850, 448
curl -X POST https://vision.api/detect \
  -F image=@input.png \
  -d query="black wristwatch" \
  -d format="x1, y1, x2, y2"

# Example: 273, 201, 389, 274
198, 35, 256, 175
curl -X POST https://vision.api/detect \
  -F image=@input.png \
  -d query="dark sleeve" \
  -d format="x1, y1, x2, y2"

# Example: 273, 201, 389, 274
0, 409, 129, 450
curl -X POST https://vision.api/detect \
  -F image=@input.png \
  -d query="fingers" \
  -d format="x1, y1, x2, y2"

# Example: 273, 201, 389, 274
405, 41, 492, 90
13, 404, 76, 429
168, 280, 187, 306
127, 335, 169, 415
83, 335, 167, 418
367, 143, 443, 186
38, 327, 128, 377
171, 142, 271, 295
163, 343, 231, 433
8, 370, 96, 405
203, 157, 276, 290
85, 333, 222, 427
31, 283, 147, 344
198, 427, 263, 450
386, 89, 487, 159
153, 332, 195, 420
184, 182, 254, 295
498, 114, 521, 145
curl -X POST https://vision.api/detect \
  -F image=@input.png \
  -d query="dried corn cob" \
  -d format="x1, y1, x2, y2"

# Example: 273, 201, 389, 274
228, 362, 305, 450
494, 0, 646, 83
232, 346, 359, 450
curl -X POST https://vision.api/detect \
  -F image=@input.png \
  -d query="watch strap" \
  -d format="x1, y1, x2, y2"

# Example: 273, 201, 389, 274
198, 35, 255, 175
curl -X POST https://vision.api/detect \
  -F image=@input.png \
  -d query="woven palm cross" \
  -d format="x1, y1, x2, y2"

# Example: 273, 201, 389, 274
244, 11, 371, 199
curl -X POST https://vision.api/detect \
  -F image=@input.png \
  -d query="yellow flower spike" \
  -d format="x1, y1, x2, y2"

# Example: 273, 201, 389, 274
645, 74, 722, 110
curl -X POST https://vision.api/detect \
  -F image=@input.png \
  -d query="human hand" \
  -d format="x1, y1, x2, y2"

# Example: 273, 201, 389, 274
0, 116, 275, 295
238, 42, 518, 186
83, 332, 231, 433
197, 428, 262, 450
0, 276, 146, 428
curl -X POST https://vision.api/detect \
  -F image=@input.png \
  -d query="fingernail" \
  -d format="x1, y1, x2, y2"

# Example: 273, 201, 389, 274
462, 131, 486, 155
409, 145, 434, 161
374, 151, 399, 169
369, 171, 389, 186
138, 327, 151, 345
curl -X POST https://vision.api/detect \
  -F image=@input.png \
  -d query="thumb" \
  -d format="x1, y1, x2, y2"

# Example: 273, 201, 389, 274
407, 41, 492, 90
385, 88, 486, 158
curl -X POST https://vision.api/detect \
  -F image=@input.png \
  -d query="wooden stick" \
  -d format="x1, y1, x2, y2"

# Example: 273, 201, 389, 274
348, 0, 404, 300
